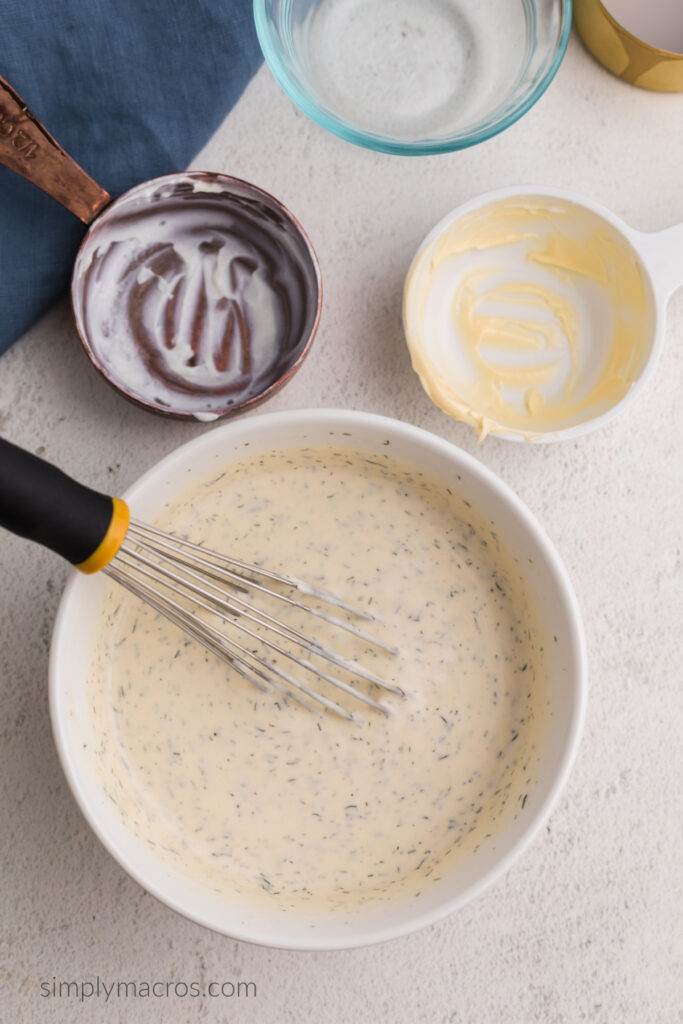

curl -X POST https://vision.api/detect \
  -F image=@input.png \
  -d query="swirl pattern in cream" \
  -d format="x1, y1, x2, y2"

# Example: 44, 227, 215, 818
73, 177, 319, 418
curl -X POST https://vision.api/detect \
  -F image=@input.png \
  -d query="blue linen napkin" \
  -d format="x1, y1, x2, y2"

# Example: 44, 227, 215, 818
0, 0, 262, 354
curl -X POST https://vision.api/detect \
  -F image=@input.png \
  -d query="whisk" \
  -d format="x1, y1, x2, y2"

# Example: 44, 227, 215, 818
0, 438, 401, 719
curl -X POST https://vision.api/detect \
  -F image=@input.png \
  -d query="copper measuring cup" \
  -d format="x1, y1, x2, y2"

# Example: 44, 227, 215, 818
0, 76, 322, 420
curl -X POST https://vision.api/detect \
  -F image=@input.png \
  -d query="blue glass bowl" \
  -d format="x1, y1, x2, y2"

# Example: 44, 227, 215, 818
254, 0, 571, 155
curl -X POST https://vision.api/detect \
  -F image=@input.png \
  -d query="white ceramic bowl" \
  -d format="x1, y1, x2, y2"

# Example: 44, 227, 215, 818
49, 409, 587, 949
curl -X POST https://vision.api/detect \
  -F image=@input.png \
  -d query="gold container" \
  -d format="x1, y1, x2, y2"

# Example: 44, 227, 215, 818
574, 0, 683, 91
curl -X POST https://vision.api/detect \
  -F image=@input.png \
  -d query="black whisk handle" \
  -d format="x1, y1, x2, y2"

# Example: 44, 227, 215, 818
0, 437, 128, 571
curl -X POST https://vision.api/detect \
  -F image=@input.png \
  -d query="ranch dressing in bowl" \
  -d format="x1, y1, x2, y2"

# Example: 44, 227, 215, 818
86, 446, 550, 912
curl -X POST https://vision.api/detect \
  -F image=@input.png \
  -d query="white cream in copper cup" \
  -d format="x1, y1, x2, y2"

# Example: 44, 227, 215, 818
50, 410, 586, 949
0, 78, 322, 422
404, 186, 683, 442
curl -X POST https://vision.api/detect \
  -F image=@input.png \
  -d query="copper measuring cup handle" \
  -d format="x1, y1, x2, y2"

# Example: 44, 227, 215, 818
0, 75, 110, 225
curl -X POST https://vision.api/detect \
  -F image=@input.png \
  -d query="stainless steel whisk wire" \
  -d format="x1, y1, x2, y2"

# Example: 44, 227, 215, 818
105, 519, 402, 719
0, 438, 401, 719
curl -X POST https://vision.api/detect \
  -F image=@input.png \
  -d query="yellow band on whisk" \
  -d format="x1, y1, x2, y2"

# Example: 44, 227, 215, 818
76, 497, 130, 574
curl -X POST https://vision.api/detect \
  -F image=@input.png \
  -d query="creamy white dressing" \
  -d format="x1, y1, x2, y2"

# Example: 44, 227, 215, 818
87, 447, 550, 912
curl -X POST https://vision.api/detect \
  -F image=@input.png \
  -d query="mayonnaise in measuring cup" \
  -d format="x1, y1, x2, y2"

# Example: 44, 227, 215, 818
404, 197, 654, 439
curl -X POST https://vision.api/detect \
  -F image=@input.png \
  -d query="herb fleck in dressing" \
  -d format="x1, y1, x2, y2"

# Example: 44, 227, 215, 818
88, 448, 549, 911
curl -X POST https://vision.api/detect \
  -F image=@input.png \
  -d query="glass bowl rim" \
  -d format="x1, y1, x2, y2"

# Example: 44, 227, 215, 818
253, 0, 573, 155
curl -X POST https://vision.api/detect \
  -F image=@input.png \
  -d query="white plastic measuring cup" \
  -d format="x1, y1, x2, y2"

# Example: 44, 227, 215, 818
403, 185, 683, 441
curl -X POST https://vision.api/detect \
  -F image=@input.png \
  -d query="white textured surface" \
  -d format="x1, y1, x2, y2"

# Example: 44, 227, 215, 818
1, 31, 682, 1024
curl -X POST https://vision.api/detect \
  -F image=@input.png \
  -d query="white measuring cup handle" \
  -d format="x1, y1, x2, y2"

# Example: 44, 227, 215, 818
633, 222, 683, 302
